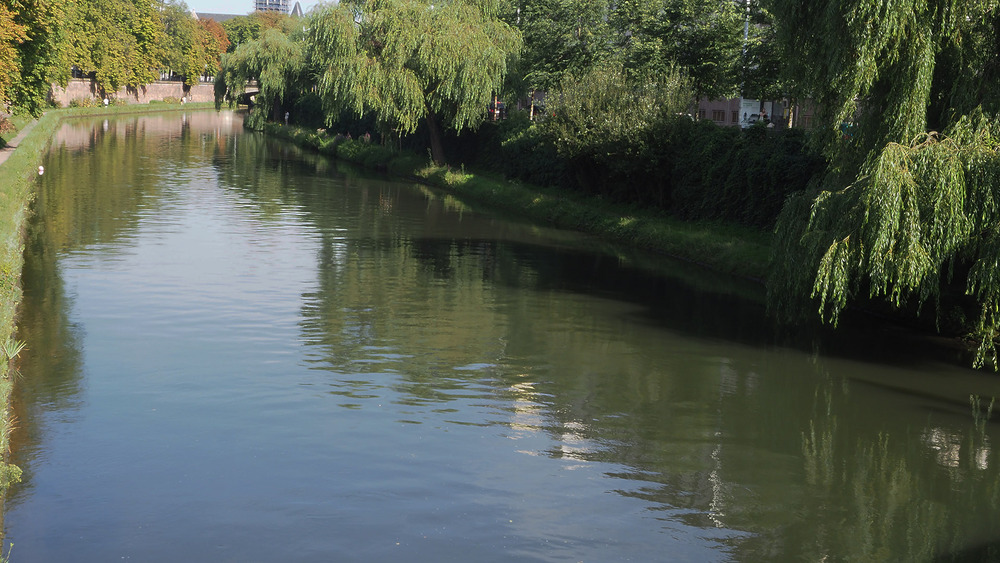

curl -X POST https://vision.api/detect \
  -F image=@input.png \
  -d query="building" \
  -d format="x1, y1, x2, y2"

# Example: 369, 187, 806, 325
254, 0, 289, 13
696, 97, 818, 129
193, 11, 240, 23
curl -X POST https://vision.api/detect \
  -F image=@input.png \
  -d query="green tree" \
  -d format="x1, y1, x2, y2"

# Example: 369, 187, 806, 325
221, 11, 294, 53
542, 61, 692, 198
512, 0, 610, 92
221, 14, 262, 52
160, 0, 201, 83
308, 0, 522, 164
765, 1, 1000, 367
0, 2, 28, 109
610, 0, 743, 100
740, 3, 790, 103
215, 28, 306, 129
3, 0, 72, 114
159, 1, 226, 84
67, 0, 164, 94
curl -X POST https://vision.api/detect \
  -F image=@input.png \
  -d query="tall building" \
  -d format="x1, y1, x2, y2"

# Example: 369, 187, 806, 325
254, 0, 289, 13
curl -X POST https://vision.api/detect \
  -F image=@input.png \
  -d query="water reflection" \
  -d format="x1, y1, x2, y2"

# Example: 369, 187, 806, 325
7, 111, 1000, 562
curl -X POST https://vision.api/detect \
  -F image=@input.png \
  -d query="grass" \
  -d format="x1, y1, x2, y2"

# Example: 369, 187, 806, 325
265, 122, 773, 282
0, 114, 33, 149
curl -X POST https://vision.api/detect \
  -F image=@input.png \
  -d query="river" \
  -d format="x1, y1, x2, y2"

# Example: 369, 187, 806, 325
5, 110, 1000, 562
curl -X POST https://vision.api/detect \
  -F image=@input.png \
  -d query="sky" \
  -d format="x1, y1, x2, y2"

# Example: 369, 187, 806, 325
184, 0, 323, 16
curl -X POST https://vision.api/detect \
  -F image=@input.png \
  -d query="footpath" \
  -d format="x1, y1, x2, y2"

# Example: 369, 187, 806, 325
0, 118, 39, 167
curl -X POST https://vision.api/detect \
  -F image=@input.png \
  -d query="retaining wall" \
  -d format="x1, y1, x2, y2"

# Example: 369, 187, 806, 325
50, 79, 216, 106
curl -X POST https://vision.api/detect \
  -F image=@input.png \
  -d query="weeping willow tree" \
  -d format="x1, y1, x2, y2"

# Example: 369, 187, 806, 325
765, 0, 1000, 368
215, 28, 307, 130
306, 0, 522, 164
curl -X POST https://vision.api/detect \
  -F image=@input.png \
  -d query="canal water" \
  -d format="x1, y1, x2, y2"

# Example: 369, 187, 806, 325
5, 111, 1000, 561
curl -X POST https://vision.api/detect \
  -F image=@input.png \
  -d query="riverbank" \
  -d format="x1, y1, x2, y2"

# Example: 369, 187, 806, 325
0, 101, 217, 493
263, 123, 773, 282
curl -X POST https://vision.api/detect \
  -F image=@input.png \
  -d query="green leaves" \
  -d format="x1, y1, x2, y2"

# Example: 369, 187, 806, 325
610, 0, 743, 100
0, 3, 28, 108
216, 28, 306, 128
772, 116, 1000, 367
765, 1, 1000, 367
308, 0, 522, 162
67, 0, 164, 93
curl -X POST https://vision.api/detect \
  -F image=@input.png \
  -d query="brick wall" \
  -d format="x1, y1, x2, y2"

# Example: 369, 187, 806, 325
49, 79, 217, 106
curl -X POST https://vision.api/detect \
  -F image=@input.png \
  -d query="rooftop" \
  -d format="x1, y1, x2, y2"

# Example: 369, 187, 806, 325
193, 12, 242, 23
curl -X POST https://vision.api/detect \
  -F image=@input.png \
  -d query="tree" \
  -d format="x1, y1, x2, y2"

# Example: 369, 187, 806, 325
610, 0, 743, 100
66, 0, 164, 94
222, 11, 294, 53
765, 1, 1000, 367
740, 3, 790, 103
308, 0, 522, 164
542, 61, 693, 198
198, 17, 230, 74
160, 0, 201, 82
215, 28, 306, 129
3, 0, 72, 114
512, 0, 611, 92
0, 2, 28, 109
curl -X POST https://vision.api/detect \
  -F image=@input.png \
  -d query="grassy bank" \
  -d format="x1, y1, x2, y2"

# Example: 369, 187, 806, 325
0, 101, 219, 494
265, 123, 773, 281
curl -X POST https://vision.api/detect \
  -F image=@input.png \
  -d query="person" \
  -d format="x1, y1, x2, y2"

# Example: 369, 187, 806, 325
103, 98, 109, 107
284, 111, 289, 125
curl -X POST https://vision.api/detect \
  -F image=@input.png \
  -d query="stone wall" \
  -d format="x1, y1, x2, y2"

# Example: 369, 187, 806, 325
49, 79, 216, 106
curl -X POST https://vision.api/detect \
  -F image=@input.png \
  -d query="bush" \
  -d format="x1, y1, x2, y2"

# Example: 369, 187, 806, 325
68, 97, 98, 108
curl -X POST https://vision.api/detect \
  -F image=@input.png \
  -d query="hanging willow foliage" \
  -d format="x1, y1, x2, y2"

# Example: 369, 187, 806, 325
769, 114, 1000, 367
764, 0, 1000, 367
215, 28, 306, 129
307, 0, 522, 163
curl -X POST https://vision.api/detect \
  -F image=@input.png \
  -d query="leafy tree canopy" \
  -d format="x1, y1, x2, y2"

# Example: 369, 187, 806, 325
609, 0, 743, 100
3, 0, 72, 114
215, 27, 306, 128
512, 0, 610, 91
308, 0, 522, 163
765, 0, 1000, 367
222, 11, 295, 52
0, 2, 28, 109
67, 0, 164, 93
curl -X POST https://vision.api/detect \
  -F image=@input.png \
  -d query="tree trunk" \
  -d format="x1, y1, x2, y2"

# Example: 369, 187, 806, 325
272, 98, 282, 124
426, 111, 445, 165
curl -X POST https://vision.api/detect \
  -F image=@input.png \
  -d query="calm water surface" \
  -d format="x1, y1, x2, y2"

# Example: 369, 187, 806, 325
6, 111, 1000, 562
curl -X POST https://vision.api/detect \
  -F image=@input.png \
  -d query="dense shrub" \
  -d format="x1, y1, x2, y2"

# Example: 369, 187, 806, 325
452, 101, 823, 230
68, 97, 98, 107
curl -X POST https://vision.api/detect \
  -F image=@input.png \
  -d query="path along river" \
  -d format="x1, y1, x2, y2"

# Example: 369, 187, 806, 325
5, 110, 1000, 562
